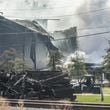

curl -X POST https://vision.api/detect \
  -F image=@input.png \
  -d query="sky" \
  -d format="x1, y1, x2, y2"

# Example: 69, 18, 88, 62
0, 0, 110, 63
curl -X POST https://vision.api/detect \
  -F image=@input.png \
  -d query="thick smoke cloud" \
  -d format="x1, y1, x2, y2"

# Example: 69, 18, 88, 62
76, 0, 110, 63
48, 0, 110, 63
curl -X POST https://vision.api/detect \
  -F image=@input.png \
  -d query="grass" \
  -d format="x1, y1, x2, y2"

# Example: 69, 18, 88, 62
76, 87, 110, 103
76, 94, 110, 103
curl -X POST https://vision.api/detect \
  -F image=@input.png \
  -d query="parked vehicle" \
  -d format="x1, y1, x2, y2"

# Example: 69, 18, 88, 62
73, 74, 101, 94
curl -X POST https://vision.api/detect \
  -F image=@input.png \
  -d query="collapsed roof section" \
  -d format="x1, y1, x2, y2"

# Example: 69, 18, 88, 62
51, 27, 77, 55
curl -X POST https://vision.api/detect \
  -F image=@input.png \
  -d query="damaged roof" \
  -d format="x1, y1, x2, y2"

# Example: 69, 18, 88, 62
0, 15, 57, 51
0, 16, 52, 37
14, 19, 51, 36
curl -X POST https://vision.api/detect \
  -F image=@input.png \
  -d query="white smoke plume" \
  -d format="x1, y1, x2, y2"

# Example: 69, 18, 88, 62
63, 50, 87, 67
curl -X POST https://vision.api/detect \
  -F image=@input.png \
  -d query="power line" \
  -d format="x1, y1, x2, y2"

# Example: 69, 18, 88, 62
0, 30, 110, 42
52, 31, 110, 41
78, 26, 110, 30
4, 6, 110, 19
78, 31, 110, 38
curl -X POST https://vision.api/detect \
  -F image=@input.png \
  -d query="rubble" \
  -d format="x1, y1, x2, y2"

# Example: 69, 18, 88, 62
0, 70, 76, 101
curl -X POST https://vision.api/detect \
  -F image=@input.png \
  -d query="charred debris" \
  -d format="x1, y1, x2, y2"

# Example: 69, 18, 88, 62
0, 70, 76, 101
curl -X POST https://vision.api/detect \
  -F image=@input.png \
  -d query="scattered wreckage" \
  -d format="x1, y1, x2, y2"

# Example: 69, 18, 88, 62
0, 70, 76, 101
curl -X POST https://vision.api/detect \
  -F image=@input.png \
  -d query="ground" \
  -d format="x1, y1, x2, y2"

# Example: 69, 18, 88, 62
76, 87, 110, 103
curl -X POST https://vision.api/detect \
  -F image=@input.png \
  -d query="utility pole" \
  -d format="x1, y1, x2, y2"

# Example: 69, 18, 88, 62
101, 72, 104, 102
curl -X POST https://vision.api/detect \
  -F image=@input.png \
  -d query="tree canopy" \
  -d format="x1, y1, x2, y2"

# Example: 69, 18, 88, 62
0, 48, 32, 72
67, 51, 87, 80
48, 51, 63, 71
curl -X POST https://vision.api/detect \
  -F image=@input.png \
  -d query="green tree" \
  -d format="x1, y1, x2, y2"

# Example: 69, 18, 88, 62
68, 52, 87, 81
48, 51, 63, 71
103, 48, 110, 81
0, 48, 32, 72
0, 48, 16, 71
13, 58, 32, 72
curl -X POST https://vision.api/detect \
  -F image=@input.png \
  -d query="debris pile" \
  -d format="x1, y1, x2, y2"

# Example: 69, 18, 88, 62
0, 70, 76, 101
